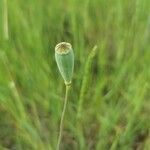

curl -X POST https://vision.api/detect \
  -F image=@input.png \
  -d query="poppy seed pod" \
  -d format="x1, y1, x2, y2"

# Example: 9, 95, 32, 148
55, 42, 74, 85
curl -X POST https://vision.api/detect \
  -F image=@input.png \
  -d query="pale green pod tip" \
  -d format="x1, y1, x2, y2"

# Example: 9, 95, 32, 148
55, 42, 72, 54
55, 42, 74, 85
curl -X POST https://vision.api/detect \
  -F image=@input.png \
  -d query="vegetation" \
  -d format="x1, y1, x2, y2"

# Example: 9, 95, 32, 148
0, 0, 149, 149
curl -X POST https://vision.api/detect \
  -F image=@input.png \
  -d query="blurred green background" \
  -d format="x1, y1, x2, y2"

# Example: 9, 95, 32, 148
0, 0, 150, 149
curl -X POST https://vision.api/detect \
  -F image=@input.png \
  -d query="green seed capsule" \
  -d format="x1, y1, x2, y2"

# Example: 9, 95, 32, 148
55, 42, 74, 85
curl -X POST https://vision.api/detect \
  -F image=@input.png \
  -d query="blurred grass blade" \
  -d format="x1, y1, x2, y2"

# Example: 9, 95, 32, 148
77, 46, 97, 120
3, 0, 9, 40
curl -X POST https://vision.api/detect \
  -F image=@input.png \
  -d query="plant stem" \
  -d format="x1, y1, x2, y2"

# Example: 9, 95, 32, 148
56, 85, 70, 150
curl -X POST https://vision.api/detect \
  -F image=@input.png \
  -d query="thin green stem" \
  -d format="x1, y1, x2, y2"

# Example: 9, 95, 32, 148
56, 85, 70, 150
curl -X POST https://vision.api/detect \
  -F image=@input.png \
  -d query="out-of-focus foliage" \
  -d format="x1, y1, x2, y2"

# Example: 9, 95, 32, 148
0, 0, 149, 149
